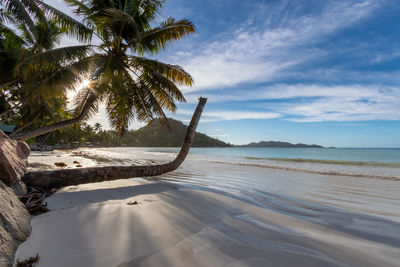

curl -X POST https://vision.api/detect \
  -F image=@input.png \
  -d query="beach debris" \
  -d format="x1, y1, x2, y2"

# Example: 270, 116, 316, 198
73, 160, 80, 164
19, 187, 51, 215
16, 253, 40, 266
76, 164, 82, 167
54, 162, 67, 167
127, 200, 139, 205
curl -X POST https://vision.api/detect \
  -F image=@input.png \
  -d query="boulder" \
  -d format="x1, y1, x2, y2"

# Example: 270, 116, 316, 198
0, 130, 30, 186
10, 180, 28, 196
0, 180, 31, 266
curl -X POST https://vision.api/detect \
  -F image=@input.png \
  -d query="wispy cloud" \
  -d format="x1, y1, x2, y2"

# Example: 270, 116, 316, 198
175, 109, 281, 122
174, 0, 383, 91
184, 84, 400, 122
281, 95, 400, 122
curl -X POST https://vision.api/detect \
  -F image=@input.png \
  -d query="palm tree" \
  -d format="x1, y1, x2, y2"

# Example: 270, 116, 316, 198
0, 0, 94, 126
10, 0, 196, 140
94, 122, 102, 133
23, 98, 207, 189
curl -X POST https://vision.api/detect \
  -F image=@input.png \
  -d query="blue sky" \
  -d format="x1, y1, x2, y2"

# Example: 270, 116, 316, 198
50, 0, 400, 147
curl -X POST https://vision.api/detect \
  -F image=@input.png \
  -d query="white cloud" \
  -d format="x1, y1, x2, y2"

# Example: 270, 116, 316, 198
183, 83, 400, 122
282, 97, 400, 122
175, 0, 382, 91
176, 109, 281, 122
184, 84, 399, 103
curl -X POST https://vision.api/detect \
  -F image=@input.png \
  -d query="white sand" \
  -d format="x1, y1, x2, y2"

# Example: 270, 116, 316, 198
15, 179, 400, 267
28, 150, 98, 171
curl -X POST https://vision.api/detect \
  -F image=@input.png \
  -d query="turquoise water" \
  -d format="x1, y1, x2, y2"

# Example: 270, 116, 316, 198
127, 147, 400, 164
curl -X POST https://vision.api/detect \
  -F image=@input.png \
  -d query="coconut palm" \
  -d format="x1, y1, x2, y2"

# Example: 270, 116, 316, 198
93, 122, 102, 133
10, 0, 196, 140
23, 97, 207, 189
0, 0, 93, 127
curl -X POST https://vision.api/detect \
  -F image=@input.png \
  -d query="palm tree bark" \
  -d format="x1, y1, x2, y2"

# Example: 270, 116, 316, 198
22, 97, 207, 189
10, 93, 97, 140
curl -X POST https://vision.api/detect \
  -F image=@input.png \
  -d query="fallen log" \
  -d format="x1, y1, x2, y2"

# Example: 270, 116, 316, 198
22, 98, 207, 190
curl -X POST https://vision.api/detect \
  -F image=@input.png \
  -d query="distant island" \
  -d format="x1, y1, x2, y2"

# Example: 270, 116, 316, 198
123, 118, 231, 147
240, 141, 323, 148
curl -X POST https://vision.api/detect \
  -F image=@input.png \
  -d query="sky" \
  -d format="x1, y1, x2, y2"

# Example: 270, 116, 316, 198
48, 0, 400, 147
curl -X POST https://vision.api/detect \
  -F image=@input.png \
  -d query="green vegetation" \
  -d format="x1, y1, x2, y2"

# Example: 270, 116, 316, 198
122, 118, 230, 147
245, 157, 400, 168
0, 0, 195, 141
44, 118, 230, 147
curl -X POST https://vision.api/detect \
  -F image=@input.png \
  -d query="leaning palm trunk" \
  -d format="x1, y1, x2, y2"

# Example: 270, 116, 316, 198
10, 93, 97, 140
22, 97, 207, 190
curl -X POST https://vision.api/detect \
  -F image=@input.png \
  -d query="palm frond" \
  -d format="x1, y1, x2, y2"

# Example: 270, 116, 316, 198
0, 24, 24, 45
129, 55, 193, 87
17, 22, 35, 46
36, 1, 93, 43
24, 55, 98, 98
106, 76, 135, 135
16, 45, 93, 73
20, 0, 45, 20
124, 0, 139, 16
1, 0, 36, 36
0, 10, 16, 24
138, 18, 195, 53
125, 67, 168, 121
139, 0, 164, 21
71, 86, 99, 120
96, 7, 141, 43
64, 0, 92, 17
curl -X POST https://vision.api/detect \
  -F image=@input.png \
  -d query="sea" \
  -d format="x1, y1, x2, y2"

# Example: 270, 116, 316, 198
56, 146, 400, 222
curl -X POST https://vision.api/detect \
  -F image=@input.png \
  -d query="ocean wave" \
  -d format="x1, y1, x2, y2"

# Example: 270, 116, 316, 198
208, 160, 400, 181
245, 157, 400, 168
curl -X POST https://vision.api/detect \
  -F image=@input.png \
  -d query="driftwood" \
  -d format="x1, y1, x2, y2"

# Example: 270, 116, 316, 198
18, 187, 50, 215
22, 98, 207, 190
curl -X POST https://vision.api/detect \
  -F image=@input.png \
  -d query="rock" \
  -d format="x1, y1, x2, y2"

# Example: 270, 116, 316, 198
54, 162, 67, 167
0, 180, 31, 266
10, 180, 28, 196
0, 131, 30, 185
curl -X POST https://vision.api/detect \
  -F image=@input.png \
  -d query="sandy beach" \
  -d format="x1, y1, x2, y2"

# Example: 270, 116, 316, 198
14, 148, 400, 266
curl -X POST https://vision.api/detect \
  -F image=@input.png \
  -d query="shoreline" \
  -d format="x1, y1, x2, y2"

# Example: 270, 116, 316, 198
28, 148, 400, 181
210, 160, 400, 181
